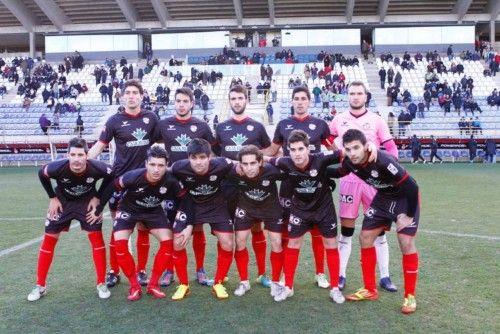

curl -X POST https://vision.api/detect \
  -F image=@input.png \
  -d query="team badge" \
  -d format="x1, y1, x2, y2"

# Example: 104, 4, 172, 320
143, 117, 150, 124
190, 125, 197, 132
309, 124, 316, 130
106, 167, 112, 174
262, 180, 270, 186
44, 219, 50, 227
86, 177, 94, 183
159, 187, 167, 194
370, 170, 379, 178
210, 175, 217, 181
247, 125, 254, 131
310, 169, 318, 177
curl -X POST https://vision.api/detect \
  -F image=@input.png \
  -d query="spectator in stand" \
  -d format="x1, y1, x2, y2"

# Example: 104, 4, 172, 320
312, 84, 321, 107
114, 90, 121, 105
107, 83, 114, 105
201, 91, 209, 111
417, 101, 425, 118
23, 96, 32, 112
213, 114, 219, 131
378, 67, 386, 89
39, 113, 51, 135
270, 79, 277, 102
452, 91, 462, 115
52, 111, 60, 130
467, 135, 477, 163
266, 102, 274, 124
387, 112, 396, 137
75, 114, 84, 137
174, 71, 182, 84
320, 89, 330, 112
398, 110, 408, 137
304, 64, 311, 82
487, 89, 499, 109
407, 101, 417, 119
472, 117, 482, 135
311, 63, 318, 81
47, 97, 55, 111
428, 135, 443, 163
265, 65, 273, 81
99, 83, 108, 103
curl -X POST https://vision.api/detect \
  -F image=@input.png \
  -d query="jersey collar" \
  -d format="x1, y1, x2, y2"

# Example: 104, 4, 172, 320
292, 114, 310, 122
349, 109, 368, 118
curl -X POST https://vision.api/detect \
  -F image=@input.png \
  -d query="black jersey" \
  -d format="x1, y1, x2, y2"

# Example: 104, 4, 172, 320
117, 168, 186, 213
335, 150, 412, 198
98, 110, 158, 176
155, 116, 215, 165
171, 157, 233, 204
215, 117, 271, 160
41, 159, 113, 200
272, 151, 342, 211
273, 115, 332, 156
227, 163, 282, 209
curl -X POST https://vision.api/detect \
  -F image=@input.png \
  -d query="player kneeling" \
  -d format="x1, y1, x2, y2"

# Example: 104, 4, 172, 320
331, 129, 420, 314
28, 138, 113, 301
93, 146, 187, 301
229, 145, 284, 297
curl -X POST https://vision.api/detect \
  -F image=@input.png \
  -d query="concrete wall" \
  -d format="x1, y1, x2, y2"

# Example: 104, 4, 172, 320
374, 43, 474, 54
45, 51, 142, 62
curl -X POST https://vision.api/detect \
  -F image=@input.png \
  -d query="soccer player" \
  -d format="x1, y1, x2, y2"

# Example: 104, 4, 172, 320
27, 138, 113, 301
263, 86, 334, 289
154, 87, 215, 287
215, 85, 273, 287
330, 129, 420, 314
93, 146, 187, 301
329, 81, 399, 292
88, 80, 158, 288
267, 130, 345, 303
228, 145, 284, 297
170, 138, 234, 300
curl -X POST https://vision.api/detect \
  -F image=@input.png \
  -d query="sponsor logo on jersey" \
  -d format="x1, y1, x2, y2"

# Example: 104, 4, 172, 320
135, 187, 144, 193
363, 122, 371, 130
191, 184, 217, 196
340, 194, 354, 203
226, 133, 248, 151
285, 124, 294, 130
224, 125, 232, 131
65, 185, 91, 196
136, 195, 160, 208
245, 189, 269, 201
185, 177, 195, 182
126, 128, 149, 147
296, 179, 317, 193
172, 133, 192, 152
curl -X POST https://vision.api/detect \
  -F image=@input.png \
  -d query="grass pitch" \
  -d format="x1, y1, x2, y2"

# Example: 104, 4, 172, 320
0, 164, 499, 334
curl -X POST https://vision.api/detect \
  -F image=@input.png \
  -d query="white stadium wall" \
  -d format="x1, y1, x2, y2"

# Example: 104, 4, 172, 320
373, 26, 475, 53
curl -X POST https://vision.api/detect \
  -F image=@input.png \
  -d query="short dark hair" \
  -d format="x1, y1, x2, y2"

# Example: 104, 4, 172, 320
228, 85, 248, 100
287, 129, 310, 147
348, 81, 368, 94
147, 145, 169, 163
175, 87, 194, 102
292, 86, 311, 100
124, 79, 144, 95
187, 138, 212, 157
68, 137, 88, 153
342, 129, 367, 146
237, 145, 263, 162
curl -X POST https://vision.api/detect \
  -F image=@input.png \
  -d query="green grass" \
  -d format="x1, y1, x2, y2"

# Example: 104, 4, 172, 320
0, 164, 499, 334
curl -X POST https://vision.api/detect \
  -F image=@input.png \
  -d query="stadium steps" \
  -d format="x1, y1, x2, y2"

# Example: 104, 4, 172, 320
363, 59, 391, 117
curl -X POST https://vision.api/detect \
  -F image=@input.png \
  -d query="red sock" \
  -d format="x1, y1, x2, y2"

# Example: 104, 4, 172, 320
136, 229, 150, 273
283, 247, 300, 289
270, 250, 284, 282
325, 248, 340, 289
36, 234, 58, 286
402, 252, 419, 297
173, 249, 189, 285
87, 231, 106, 285
311, 227, 325, 274
149, 240, 173, 287
115, 239, 139, 289
251, 230, 267, 276
192, 230, 206, 271
281, 222, 289, 249
361, 247, 377, 292
109, 233, 119, 273
214, 247, 233, 284
234, 248, 249, 281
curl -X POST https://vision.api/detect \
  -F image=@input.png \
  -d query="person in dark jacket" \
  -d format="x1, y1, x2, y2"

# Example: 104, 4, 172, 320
467, 135, 477, 163
484, 139, 497, 163
378, 67, 386, 89
39, 113, 51, 135
410, 134, 425, 163
428, 135, 442, 163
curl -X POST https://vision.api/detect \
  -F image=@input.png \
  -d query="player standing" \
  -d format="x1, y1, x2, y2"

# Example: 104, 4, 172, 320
329, 81, 398, 292
27, 138, 113, 301
88, 79, 159, 288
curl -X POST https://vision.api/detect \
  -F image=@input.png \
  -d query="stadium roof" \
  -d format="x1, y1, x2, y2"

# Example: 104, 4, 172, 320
0, 0, 498, 34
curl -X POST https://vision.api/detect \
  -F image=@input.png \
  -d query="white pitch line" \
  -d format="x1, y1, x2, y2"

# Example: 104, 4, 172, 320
419, 229, 500, 241
0, 213, 111, 259
1, 217, 45, 221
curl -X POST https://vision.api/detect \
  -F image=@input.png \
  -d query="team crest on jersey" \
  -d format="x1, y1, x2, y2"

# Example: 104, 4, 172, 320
262, 180, 270, 186
209, 175, 217, 181
86, 177, 94, 183
363, 122, 371, 130
190, 125, 197, 132
143, 117, 150, 124
370, 170, 379, 178
159, 187, 167, 194
387, 163, 398, 175
308, 124, 316, 130
309, 169, 318, 177
106, 167, 112, 174
247, 125, 254, 131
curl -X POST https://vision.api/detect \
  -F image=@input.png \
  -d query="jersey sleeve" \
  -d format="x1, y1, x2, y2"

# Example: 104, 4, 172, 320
376, 117, 394, 144
258, 123, 272, 148
378, 153, 407, 184
98, 118, 115, 144
321, 150, 343, 166
319, 120, 334, 147
272, 121, 284, 145
201, 123, 216, 144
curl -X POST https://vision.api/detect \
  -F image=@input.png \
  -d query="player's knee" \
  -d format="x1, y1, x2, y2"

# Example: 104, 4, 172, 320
269, 234, 282, 252
341, 226, 355, 237
322, 237, 337, 249
359, 231, 376, 247
287, 237, 302, 249
251, 223, 263, 233
341, 218, 356, 228
398, 234, 416, 254
218, 236, 233, 251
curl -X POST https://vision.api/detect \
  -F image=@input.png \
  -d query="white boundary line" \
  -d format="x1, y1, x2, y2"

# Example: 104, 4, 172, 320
0, 213, 111, 258
419, 229, 500, 241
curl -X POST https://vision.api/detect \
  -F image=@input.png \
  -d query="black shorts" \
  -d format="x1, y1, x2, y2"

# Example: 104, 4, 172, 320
108, 191, 123, 212
44, 196, 103, 234
222, 180, 239, 219
162, 197, 178, 225
287, 198, 338, 239
233, 206, 283, 233
279, 180, 293, 220
172, 202, 233, 234
113, 208, 169, 232
362, 194, 420, 236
